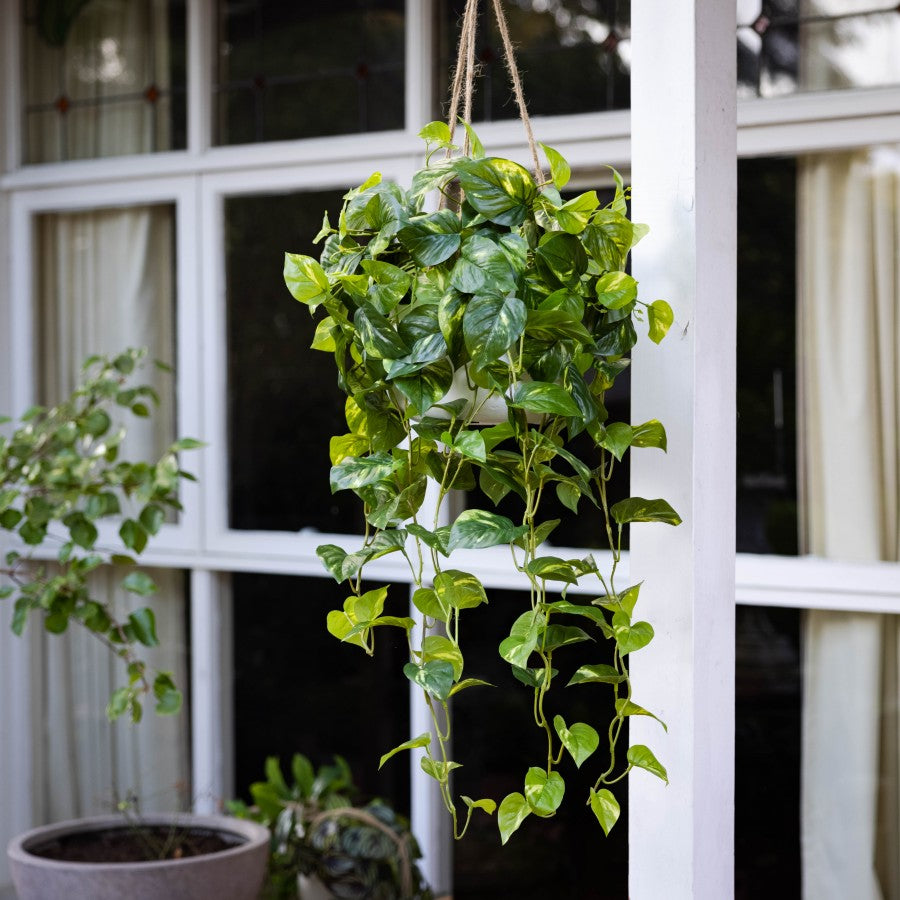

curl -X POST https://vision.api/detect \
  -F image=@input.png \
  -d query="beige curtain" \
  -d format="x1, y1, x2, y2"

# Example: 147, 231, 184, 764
33, 204, 188, 821
26, 1, 189, 821
799, 146, 900, 899
24, 0, 171, 163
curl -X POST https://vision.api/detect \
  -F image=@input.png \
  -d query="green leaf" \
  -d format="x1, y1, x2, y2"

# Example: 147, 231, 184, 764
627, 744, 669, 783
589, 788, 620, 836
613, 616, 654, 655
284, 253, 331, 309
567, 664, 625, 686
499, 610, 546, 668
462, 121, 485, 158
119, 519, 148, 554
631, 420, 668, 451
451, 430, 487, 463
420, 757, 462, 781
407, 523, 450, 556
595, 271, 638, 309
498, 792, 531, 844
291, 754, 315, 797
462, 293, 527, 370
544, 599, 607, 626
525, 556, 579, 585
461, 795, 497, 816
422, 634, 464, 680
397, 210, 462, 266
393, 359, 455, 414
556, 481, 580, 513
456, 157, 537, 226
600, 422, 633, 461
615, 699, 668, 732
139, 504, 165, 536
354, 304, 410, 360
509, 381, 581, 417
447, 509, 528, 552
510, 665, 556, 689
554, 716, 600, 768
524, 767, 565, 817
379, 732, 431, 769
330, 453, 397, 492
127, 608, 159, 647
556, 191, 599, 234
403, 660, 455, 701
419, 120, 453, 145
122, 571, 157, 597
451, 234, 519, 295
535, 232, 588, 289
539, 143, 571, 190
611, 497, 681, 526
648, 299, 674, 343
541, 624, 592, 652
433, 569, 488, 610
449, 677, 493, 696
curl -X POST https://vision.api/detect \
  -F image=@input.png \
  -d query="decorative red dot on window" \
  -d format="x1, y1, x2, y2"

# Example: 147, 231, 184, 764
54, 95, 70, 114
144, 84, 160, 104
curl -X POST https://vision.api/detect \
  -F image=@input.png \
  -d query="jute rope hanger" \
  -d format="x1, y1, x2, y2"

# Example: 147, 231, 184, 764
444, 0, 547, 186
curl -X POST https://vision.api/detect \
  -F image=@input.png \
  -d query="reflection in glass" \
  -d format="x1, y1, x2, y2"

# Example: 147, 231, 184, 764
225, 190, 366, 534
231, 573, 410, 815
438, 0, 630, 122
22, 0, 187, 163
737, 0, 900, 98
215, 0, 405, 145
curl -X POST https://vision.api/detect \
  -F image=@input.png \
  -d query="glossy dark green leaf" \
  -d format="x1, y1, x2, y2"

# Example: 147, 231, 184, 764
354, 305, 410, 360
392, 359, 455, 414
524, 308, 592, 344
541, 624, 592, 652
447, 509, 528, 552
403, 659, 455, 701
509, 381, 581, 417
329, 453, 396, 493
462, 293, 527, 370
535, 232, 588, 289
406, 523, 450, 556
544, 599, 607, 626
451, 234, 519, 295
599, 422, 633, 461
456, 157, 537, 226
423, 634, 464, 680
397, 210, 462, 266
499, 610, 546, 668
524, 556, 579, 584
610, 497, 681, 526
631, 419, 668, 451
127, 607, 159, 647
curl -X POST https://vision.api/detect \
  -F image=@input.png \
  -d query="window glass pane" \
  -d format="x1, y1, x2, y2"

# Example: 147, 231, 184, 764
735, 605, 801, 897
215, 0, 405, 145
225, 190, 365, 534
736, 157, 798, 554
438, 0, 630, 122
451, 587, 628, 899
737, 0, 900, 98
231, 573, 411, 815
22, 0, 187, 164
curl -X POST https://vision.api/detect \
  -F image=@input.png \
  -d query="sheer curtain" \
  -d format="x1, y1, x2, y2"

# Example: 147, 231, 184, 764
798, 147, 900, 899
27, 1, 189, 822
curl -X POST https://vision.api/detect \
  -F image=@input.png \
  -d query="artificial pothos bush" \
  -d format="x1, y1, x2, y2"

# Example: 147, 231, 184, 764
284, 122, 679, 844
0, 349, 201, 723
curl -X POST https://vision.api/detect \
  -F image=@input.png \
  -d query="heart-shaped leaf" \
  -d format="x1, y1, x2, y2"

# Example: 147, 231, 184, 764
627, 744, 669, 783
554, 715, 600, 768
524, 767, 565, 817
498, 792, 531, 844
589, 788, 620, 836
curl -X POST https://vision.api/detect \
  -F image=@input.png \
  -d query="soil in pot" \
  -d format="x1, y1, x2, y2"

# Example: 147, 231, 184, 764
26, 825, 244, 864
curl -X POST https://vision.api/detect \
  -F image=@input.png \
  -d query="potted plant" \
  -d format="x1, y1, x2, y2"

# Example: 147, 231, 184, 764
283, 122, 679, 845
2, 349, 269, 900
229, 753, 433, 900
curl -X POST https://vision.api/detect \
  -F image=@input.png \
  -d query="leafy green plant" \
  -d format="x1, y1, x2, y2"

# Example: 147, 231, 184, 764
284, 122, 678, 843
0, 348, 201, 722
229, 754, 432, 900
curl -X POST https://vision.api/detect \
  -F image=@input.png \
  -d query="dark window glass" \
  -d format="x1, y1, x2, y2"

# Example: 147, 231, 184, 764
452, 587, 628, 899
735, 605, 801, 898
438, 0, 630, 123
215, 0, 405, 145
225, 190, 365, 534
232, 573, 411, 814
22, 0, 187, 164
737, 1, 900, 99
736, 157, 798, 555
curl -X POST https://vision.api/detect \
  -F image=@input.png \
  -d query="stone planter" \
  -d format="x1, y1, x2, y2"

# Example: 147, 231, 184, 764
7, 813, 269, 900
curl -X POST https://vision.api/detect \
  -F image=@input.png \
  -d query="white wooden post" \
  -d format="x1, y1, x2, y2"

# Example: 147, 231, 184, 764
629, 3, 737, 898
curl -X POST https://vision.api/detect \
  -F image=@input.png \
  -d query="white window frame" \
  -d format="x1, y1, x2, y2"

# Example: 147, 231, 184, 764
1, 0, 899, 895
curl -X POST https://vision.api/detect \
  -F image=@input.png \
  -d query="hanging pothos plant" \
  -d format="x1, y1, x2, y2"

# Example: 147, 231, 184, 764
283, 120, 678, 845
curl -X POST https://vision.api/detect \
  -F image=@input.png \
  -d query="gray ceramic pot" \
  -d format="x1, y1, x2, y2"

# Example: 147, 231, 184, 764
7, 813, 269, 900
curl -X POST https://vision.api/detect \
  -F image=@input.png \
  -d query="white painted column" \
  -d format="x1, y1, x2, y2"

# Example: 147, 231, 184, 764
629, 4, 737, 899
190, 569, 234, 812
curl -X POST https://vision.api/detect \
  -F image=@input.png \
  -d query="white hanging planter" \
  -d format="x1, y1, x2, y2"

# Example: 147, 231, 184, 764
422, 366, 538, 425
